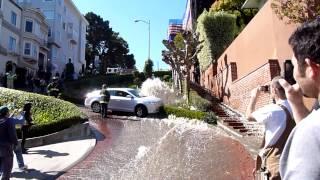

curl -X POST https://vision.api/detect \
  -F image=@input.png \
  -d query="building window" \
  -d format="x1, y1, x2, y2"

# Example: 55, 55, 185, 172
32, 44, 37, 57
0, 0, 2, 9
8, 37, 16, 52
48, 28, 52, 37
43, 10, 54, 20
64, 6, 66, 14
57, 31, 61, 41
11, 11, 17, 26
57, 13, 62, 24
63, 22, 66, 30
25, 20, 33, 32
24, 42, 31, 55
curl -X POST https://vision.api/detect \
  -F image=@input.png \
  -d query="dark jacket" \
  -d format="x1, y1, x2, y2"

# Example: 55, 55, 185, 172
0, 117, 18, 157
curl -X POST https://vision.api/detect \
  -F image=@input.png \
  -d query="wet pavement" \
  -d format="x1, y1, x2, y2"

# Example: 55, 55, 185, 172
59, 108, 255, 180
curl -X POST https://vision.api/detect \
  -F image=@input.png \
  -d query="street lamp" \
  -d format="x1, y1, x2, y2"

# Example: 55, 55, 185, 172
134, 19, 151, 61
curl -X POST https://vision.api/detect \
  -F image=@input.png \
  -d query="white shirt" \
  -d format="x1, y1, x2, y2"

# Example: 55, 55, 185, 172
252, 100, 292, 148
280, 109, 320, 180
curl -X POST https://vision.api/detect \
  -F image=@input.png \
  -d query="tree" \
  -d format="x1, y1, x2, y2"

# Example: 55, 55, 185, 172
85, 12, 113, 71
85, 12, 136, 74
271, 0, 320, 24
162, 31, 202, 105
143, 59, 154, 79
211, 0, 258, 32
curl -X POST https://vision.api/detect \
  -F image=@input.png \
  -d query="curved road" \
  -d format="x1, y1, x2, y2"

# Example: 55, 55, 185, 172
59, 108, 254, 180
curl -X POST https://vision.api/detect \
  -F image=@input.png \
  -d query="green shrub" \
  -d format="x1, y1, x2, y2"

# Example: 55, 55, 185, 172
154, 70, 172, 79
162, 105, 207, 120
63, 74, 136, 104
204, 111, 218, 125
196, 10, 237, 70
163, 75, 172, 82
0, 88, 87, 137
189, 91, 212, 111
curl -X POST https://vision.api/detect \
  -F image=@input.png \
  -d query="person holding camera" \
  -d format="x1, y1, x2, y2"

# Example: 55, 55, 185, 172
246, 76, 296, 180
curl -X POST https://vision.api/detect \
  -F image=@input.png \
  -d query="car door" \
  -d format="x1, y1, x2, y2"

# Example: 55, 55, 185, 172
114, 90, 135, 112
107, 90, 116, 110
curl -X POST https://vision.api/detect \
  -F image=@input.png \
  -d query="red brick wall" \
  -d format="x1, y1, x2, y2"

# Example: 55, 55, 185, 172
203, 60, 281, 114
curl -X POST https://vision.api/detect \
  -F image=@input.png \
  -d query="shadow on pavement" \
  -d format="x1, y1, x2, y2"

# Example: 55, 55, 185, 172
11, 169, 64, 180
27, 150, 69, 158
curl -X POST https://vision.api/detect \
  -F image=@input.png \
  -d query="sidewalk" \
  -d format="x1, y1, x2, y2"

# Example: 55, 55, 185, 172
10, 138, 96, 180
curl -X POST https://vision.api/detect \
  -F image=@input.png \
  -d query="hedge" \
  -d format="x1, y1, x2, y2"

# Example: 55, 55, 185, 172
159, 105, 218, 125
153, 71, 172, 79
196, 10, 237, 71
70, 74, 134, 89
0, 88, 88, 137
161, 105, 207, 120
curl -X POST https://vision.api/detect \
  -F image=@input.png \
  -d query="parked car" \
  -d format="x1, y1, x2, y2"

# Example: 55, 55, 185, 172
84, 88, 163, 117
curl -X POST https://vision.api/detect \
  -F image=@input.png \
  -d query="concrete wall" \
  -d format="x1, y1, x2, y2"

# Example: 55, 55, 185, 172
201, 0, 300, 114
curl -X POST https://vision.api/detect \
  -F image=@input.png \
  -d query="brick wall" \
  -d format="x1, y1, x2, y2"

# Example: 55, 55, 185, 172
203, 60, 281, 114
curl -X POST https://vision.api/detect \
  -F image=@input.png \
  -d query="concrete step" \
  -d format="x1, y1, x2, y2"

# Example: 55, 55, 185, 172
228, 122, 244, 126
232, 126, 246, 129
239, 129, 249, 133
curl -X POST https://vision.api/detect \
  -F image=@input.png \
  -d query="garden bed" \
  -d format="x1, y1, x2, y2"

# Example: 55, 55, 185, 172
0, 88, 88, 137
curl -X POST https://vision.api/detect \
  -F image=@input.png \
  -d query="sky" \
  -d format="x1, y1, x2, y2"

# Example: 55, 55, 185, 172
73, 0, 187, 72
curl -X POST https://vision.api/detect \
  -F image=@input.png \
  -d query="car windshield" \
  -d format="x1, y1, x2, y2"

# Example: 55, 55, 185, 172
128, 89, 142, 98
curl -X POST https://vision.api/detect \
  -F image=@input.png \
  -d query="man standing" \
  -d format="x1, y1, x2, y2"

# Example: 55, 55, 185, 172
47, 76, 62, 98
279, 19, 320, 179
0, 106, 18, 180
246, 76, 295, 179
100, 84, 110, 118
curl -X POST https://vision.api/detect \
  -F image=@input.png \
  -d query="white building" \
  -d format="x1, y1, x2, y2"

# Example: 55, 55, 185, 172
0, 0, 22, 73
20, 7, 49, 74
16, 0, 88, 75
0, 0, 49, 80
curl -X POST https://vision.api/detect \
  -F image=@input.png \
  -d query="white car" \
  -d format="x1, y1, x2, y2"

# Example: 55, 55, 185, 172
84, 88, 163, 117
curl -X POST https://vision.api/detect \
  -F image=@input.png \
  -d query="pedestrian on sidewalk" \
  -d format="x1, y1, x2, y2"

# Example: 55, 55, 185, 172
10, 109, 28, 171
246, 76, 296, 180
0, 106, 18, 180
21, 102, 34, 154
278, 19, 320, 180
100, 84, 110, 118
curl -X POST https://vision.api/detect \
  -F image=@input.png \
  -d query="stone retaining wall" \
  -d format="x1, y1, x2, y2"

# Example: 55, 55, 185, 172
24, 122, 93, 148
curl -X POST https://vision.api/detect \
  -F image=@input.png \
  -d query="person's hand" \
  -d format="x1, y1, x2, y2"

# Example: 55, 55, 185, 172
279, 79, 304, 106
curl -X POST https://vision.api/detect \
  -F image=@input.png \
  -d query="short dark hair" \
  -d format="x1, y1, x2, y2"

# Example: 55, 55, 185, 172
289, 19, 320, 72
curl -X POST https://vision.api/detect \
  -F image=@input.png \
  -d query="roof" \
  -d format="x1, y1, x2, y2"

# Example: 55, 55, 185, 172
107, 88, 135, 91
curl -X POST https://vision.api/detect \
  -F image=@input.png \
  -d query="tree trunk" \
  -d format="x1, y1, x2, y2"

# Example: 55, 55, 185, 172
185, 71, 191, 106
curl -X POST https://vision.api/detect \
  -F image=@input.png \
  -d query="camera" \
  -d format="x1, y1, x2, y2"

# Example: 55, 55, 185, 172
260, 85, 270, 92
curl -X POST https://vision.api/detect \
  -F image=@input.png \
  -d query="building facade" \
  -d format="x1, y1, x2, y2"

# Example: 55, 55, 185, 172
16, 0, 88, 75
20, 7, 49, 75
0, 0, 22, 73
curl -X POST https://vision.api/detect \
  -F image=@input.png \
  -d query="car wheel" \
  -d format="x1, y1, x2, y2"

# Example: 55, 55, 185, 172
91, 102, 101, 113
135, 105, 148, 117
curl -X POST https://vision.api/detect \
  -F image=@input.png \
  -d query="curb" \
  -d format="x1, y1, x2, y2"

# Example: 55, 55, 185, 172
217, 120, 243, 138
56, 138, 96, 178
25, 122, 92, 148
